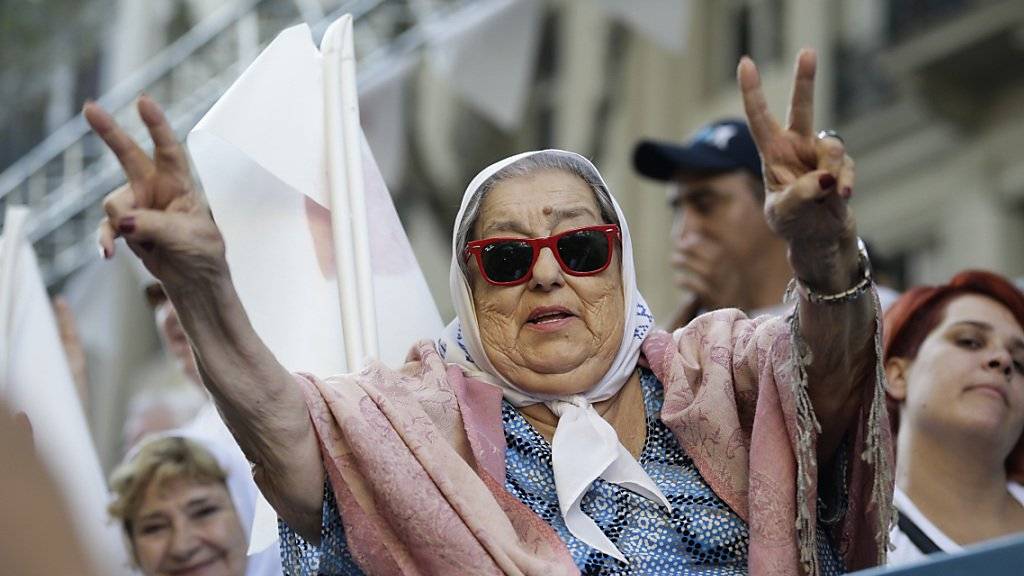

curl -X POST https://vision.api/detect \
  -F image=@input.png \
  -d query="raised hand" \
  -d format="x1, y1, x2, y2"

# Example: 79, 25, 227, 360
737, 49, 859, 290
738, 51, 855, 241
83, 97, 226, 290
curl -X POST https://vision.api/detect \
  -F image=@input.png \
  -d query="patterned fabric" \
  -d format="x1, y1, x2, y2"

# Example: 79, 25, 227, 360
502, 368, 844, 575
283, 310, 891, 575
280, 367, 846, 575
279, 483, 364, 575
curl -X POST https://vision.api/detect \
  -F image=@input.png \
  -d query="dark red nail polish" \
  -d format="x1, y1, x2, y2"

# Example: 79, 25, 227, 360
118, 217, 136, 234
819, 174, 836, 190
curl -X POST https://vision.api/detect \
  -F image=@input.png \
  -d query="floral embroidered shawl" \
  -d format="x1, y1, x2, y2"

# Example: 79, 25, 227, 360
293, 310, 893, 575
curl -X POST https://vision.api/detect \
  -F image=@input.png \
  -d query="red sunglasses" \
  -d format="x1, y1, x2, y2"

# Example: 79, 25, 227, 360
464, 224, 621, 286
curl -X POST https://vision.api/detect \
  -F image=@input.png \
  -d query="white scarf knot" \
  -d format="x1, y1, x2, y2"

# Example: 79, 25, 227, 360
547, 395, 670, 563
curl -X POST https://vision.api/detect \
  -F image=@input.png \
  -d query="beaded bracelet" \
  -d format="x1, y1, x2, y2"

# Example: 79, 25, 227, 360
794, 239, 872, 305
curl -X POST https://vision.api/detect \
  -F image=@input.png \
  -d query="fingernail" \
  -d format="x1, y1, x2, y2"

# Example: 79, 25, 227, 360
98, 245, 108, 259
819, 174, 836, 190
841, 186, 852, 199
118, 216, 136, 234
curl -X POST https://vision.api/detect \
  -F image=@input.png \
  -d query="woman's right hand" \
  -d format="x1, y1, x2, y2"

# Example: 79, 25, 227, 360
86, 98, 325, 539
84, 96, 227, 292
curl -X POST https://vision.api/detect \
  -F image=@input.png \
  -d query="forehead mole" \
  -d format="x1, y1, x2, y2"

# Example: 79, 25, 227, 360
542, 205, 554, 215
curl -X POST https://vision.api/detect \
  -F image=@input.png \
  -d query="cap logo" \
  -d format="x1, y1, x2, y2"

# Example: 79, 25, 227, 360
697, 124, 737, 150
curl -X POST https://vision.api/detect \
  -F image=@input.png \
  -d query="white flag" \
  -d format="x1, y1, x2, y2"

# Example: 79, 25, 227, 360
187, 18, 444, 553
0, 206, 133, 575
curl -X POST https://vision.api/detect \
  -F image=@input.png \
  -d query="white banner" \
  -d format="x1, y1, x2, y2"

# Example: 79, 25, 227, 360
188, 18, 445, 552
428, 0, 544, 130
0, 206, 133, 575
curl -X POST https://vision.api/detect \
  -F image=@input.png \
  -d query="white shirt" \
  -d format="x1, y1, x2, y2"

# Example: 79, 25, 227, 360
887, 483, 1024, 566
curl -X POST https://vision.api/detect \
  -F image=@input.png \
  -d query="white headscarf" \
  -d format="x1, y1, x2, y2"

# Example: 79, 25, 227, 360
121, 427, 282, 576
438, 149, 667, 562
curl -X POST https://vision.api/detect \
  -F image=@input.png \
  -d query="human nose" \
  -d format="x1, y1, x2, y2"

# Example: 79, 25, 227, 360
674, 208, 705, 243
168, 520, 200, 560
528, 247, 564, 291
985, 347, 1013, 378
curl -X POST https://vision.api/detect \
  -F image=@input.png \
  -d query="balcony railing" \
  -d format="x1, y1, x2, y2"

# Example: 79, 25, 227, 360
0, 0, 468, 287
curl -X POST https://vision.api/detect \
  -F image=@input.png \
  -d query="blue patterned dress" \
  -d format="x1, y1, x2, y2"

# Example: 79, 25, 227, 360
280, 369, 845, 575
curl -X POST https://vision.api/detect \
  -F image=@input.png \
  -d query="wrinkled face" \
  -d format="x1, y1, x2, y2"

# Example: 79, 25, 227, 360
888, 295, 1024, 455
669, 171, 776, 306
131, 478, 247, 576
468, 170, 624, 396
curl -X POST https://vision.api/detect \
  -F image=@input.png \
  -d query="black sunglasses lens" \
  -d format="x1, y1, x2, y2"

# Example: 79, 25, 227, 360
481, 241, 534, 283
557, 230, 609, 273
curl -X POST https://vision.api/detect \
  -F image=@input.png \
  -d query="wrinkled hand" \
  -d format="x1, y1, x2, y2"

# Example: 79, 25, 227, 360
84, 97, 226, 291
737, 50, 856, 249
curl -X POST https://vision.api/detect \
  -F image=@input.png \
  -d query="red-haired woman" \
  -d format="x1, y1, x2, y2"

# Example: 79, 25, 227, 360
883, 270, 1024, 564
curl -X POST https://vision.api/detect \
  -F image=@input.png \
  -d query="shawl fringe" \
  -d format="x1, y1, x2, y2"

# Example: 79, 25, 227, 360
785, 283, 894, 574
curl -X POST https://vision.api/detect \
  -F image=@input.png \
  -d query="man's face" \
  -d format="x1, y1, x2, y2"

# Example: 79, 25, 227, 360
668, 170, 776, 310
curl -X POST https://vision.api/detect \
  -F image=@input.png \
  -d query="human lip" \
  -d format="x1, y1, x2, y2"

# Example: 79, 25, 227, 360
525, 306, 577, 330
965, 384, 1009, 406
166, 557, 221, 575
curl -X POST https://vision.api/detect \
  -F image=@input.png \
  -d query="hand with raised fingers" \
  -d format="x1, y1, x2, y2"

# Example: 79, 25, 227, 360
737, 49, 858, 291
84, 96, 226, 292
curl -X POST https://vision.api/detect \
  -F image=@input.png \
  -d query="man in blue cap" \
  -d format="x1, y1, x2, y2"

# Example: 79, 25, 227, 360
633, 119, 792, 330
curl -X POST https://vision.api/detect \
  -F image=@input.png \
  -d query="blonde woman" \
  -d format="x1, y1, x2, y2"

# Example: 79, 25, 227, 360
109, 433, 279, 576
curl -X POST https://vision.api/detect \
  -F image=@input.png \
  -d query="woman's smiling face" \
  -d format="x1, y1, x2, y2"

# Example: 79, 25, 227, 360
131, 477, 247, 576
468, 169, 624, 396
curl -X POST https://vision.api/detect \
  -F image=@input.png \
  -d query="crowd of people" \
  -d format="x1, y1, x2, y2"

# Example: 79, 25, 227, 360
3, 46, 1022, 576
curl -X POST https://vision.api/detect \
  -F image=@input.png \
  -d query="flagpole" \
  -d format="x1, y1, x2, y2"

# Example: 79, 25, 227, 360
0, 206, 29, 392
322, 15, 365, 369
338, 16, 378, 360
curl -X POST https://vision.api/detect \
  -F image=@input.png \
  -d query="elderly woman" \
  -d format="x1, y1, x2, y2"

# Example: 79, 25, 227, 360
85, 50, 890, 575
883, 271, 1024, 565
109, 432, 282, 576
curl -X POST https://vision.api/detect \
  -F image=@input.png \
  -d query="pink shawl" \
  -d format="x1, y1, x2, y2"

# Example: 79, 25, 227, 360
294, 310, 892, 575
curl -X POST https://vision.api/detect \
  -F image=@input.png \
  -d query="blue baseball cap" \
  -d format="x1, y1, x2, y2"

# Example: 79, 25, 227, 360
633, 119, 762, 181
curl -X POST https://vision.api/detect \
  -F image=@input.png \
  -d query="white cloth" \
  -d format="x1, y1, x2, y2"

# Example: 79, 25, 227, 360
0, 207, 134, 575
438, 150, 667, 562
428, 0, 544, 130
124, 414, 283, 576
887, 483, 1024, 566
594, 0, 691, 54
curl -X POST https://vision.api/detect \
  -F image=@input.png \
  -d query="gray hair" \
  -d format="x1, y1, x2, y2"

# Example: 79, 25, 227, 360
455, 151, 619, 276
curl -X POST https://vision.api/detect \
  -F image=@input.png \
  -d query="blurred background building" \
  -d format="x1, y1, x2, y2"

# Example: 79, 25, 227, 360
2, 0, 1023, 468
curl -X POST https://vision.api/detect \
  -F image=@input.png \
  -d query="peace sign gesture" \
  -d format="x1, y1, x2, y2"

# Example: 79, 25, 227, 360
84, 97, 226, 290
738, 49, 856, 254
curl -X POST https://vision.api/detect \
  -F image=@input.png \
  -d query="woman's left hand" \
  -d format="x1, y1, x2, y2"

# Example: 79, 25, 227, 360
738, 49, 858, 290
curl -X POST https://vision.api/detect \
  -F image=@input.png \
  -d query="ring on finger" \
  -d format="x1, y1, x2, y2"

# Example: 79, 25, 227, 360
816, 129, 843, 144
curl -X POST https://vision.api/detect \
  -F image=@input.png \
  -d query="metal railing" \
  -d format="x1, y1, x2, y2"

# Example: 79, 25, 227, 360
0, 0, 467, 287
